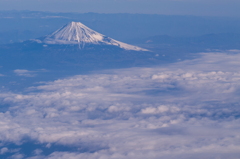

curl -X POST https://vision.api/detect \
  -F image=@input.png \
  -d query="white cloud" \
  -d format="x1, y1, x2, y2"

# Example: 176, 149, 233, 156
1, 52, 240, 158
13, 69, 36, 77
0, 147, 8, 154
9, 153, 24, 159
141, 105, 170, 114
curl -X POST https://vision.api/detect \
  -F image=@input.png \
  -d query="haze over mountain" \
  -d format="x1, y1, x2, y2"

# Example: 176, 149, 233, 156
2, 11, 240, 45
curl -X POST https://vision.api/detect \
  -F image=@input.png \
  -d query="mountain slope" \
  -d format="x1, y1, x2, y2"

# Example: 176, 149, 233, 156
40, 21, 148, 51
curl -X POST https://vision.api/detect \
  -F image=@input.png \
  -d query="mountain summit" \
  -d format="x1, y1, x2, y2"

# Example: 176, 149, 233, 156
42, 21, 148, 51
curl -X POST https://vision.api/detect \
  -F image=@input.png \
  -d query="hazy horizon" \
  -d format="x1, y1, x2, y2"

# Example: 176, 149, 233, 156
0, 0, 240, 17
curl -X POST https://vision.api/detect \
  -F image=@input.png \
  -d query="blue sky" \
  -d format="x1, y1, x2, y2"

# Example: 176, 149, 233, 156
0, 0, 240, 16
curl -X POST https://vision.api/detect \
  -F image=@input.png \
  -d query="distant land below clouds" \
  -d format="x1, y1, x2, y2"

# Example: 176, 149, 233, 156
131, 33, 240, 51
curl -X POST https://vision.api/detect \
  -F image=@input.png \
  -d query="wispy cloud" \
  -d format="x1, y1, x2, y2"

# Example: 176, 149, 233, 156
13, 69, 36, 77
13, 69, 47, 77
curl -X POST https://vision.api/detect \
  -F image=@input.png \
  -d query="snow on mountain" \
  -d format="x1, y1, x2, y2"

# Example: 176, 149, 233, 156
42, 21, 148, 51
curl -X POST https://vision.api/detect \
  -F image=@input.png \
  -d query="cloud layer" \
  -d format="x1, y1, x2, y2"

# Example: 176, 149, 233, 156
0, 51, 240, 158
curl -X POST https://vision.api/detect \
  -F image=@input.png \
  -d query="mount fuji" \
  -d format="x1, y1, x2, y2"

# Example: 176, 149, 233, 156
35, 21, 148, 51
0, 21, 161, 73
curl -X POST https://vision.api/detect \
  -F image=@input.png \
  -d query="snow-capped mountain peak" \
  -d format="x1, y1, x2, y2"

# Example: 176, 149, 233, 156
43, 21, 148, 51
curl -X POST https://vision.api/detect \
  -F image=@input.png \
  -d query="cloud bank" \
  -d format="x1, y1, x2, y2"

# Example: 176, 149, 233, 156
0, 51, 240, 158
